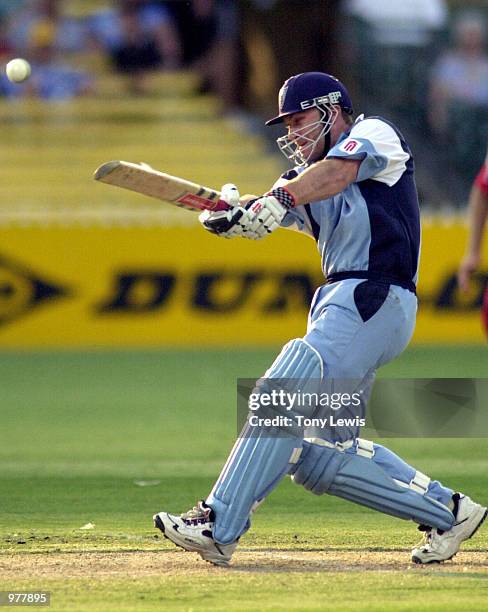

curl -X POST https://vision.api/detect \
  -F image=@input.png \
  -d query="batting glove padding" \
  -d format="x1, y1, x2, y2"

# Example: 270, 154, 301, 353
199, 185, 296, 240
199, 183, 246, 238
236, 187, 296, 240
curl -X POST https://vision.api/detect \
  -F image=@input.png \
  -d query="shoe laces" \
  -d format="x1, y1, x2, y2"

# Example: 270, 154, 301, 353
416, 523, 445, 549
414, 494, 459, 550
181, 501, 212, 526
415, 524, 433, 548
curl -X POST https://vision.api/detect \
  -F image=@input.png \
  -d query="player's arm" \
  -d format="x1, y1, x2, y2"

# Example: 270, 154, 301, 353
200, 119, 395, 239
281, 158, 360, 205
458, 169, 488, 292
282, 118, 404, 207
237, 158, 360, 207
200, 159, 360, 239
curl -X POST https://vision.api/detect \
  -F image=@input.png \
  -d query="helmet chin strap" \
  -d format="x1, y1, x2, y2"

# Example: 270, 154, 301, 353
323, 130, 332, 155
308, 112, 331, 165
315, 131, 331, 163
320, 107, 333, 157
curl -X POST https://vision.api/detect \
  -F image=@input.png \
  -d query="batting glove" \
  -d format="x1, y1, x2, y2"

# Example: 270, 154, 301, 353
238, 187, 296, 239
200, 186, 296, 240
199, 183, 247, 238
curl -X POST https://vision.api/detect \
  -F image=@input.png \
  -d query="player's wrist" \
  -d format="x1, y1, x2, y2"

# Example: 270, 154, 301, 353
265, 187, 297, 210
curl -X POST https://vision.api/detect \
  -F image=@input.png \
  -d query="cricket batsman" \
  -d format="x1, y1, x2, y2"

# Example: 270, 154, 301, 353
154, 72, 487, 566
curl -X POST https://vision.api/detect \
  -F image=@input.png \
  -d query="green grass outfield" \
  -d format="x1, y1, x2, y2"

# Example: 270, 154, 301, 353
1, 346, 487, 611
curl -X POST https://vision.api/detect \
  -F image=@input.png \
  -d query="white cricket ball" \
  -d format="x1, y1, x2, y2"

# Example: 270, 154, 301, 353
5, 58, 31, 83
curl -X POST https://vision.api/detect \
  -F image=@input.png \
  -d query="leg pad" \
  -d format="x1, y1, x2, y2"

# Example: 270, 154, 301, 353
291, 439, 455, 531
207, 338, 324, 544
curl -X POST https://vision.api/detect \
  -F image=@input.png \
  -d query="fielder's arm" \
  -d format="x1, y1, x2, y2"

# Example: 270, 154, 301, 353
465, 183, 488, 255
458, 179, 488, 291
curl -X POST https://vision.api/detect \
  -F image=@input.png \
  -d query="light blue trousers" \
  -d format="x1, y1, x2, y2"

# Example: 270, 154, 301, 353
207, 279, 453, 543
304, 279, 452, 505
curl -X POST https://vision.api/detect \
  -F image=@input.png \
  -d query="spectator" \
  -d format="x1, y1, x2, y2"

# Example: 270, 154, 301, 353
88, 0, 181, 94
344, 0, 447, 46
429, 12, 488, 135
240, 0, 341, 118
0, 0, 28, 21
342, 0, 447, 114
168, 0, 241, 115
1, 0, 93, 100
193, 1, 240, 114
6, 0, 87, 56
0, 17, 13, 59
1, 29, 93, 100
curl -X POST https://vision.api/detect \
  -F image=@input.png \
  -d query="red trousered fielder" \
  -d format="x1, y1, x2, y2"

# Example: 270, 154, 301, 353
154, 72, 487, 566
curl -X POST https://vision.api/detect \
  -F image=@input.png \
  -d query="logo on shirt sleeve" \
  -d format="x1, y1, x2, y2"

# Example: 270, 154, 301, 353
339, 139, 361, 154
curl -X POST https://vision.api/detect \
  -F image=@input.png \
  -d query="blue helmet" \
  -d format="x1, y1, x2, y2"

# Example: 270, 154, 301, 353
266, 72, 353, 126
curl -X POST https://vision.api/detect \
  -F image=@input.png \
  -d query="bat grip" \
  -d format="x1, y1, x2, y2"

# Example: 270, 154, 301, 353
215, 199, 231, 211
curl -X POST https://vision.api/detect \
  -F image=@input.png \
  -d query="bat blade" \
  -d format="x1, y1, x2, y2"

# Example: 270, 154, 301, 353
94, 160, 228, 212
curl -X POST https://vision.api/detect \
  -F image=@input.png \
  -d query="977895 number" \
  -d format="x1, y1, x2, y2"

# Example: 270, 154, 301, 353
0, 592, 50, 607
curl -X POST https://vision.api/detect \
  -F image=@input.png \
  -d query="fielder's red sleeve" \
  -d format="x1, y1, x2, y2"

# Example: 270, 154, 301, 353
474, 162, 488, 196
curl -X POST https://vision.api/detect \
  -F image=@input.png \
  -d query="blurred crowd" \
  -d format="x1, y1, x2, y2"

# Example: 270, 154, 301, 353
0, 0, 240, 106
1, 0, 488, 203
342, 0, 488, 199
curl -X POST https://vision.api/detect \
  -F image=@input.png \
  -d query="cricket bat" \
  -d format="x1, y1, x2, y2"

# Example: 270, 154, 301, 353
94, 160, 228, 212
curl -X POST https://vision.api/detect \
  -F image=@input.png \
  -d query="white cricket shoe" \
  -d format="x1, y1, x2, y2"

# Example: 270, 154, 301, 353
412, 493, 487, 564
153, 501, 237, 567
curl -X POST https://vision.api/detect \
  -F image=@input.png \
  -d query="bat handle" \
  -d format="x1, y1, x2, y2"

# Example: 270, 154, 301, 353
215, 199, 231, 211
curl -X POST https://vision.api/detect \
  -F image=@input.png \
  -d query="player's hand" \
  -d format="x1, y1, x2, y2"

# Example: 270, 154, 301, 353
458, 253, 481, 293
199, 183, 248, 238
200, 186, 296, 240
237, 191, 291, 239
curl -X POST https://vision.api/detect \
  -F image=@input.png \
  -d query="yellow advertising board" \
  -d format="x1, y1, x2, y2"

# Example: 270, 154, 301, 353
0, 219, 486, 348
